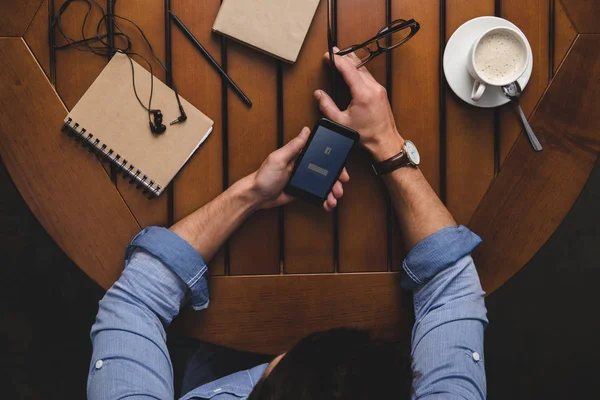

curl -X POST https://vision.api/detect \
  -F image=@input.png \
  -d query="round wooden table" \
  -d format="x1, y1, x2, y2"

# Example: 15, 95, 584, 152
1, 0, 599, 354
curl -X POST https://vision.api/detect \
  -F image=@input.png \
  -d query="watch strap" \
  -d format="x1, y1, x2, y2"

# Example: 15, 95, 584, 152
372, 148, 412, 176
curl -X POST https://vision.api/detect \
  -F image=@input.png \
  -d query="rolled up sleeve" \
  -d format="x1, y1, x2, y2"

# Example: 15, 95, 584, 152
401, 225, 482, 290
128, 226, 209, 310
88, 227, 210, 400
403, 225, 488, 400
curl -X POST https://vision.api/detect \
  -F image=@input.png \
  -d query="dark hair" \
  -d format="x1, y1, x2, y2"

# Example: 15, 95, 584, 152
248, 328, 412, 400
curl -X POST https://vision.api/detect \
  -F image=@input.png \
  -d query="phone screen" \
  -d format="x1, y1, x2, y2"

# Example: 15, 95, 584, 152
288, 124, 355, 200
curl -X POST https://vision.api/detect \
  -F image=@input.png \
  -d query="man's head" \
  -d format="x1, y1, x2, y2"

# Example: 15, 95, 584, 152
249, 328, 412, 400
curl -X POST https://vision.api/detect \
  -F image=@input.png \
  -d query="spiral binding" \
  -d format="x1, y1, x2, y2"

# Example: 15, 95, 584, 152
61, 118, 161, 197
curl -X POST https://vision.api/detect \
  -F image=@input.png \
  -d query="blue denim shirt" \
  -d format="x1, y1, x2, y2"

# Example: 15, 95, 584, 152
88, 225, 487, 399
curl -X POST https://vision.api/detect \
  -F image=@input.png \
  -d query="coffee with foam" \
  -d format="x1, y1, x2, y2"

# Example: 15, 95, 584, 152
474, 31, 527, 84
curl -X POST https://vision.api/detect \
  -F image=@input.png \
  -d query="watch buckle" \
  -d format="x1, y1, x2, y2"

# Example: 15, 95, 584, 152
371, 164, 379, 176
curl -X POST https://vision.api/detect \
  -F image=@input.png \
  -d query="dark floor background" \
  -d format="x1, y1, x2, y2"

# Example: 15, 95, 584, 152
484, 158, 600, 398
1, 157, 599, 399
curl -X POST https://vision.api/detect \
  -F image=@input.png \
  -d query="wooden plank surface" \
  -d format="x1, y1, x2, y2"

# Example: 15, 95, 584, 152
390, 0, 441, 268
337, 0, 389, 272
499, 0, 550, 165
227, 43, 280, 275
171, 1, 225, 275
560, 0, 600, 33
554, 0, 577, 75
23, 0, 50, 78
391, 0, 441, 194
0, 38, 140, 289
471, 35, 600, 294
0, 0, 42, 36
114, 0, 169, 228
53, 0, 111, 179
445, 0, 496, 226
173, 272, 409, 354
54, 0, 106, 110
282, 0, 334, 274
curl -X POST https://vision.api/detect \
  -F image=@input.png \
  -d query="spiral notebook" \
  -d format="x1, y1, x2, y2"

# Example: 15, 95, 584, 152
62, 52, 214, 197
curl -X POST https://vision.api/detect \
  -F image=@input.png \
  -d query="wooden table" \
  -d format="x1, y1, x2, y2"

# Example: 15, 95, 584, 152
1, 0, 599, 354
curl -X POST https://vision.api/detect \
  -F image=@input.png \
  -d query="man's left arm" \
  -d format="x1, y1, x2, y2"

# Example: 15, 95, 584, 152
88, 230, 202, 399
87, 127, 348, 399
87, 177, 259, 399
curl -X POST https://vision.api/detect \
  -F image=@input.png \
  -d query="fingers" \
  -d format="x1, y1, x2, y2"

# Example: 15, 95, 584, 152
323, 180, 345, 212
314, 90, 346, 123
325, 192, 338, 210
339, 168, 350, 183
324, 50, 365, 96
345, 51, 363, 66
272, 127, 310, 165
322, 167, 350, 212
332, 180, 343, 198
345, 52, 378, 84
278, 193, 295, 206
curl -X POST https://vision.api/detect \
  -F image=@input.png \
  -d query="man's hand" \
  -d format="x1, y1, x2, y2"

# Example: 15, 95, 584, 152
314, 49, 405, 162
250, 127, 350, 211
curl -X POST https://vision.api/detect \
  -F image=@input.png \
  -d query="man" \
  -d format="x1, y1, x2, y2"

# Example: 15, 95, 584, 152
88, 51, 487, 399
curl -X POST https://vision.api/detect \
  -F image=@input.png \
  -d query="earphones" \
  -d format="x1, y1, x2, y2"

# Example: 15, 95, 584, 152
149, 105, 187, 134
150, 110, 167, 134
149, 104, 187, 135
52, 0, 187, 135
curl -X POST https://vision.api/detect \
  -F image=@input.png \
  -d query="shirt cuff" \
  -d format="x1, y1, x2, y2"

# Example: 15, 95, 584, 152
401, 225, 482, 290
126, 226, 210, 311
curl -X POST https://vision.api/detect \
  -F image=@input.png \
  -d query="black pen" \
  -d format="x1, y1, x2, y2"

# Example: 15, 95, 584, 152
169, 11, 253, 108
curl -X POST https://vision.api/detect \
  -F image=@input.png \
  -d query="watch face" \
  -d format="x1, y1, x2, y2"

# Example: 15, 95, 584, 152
405, 140, 420, 165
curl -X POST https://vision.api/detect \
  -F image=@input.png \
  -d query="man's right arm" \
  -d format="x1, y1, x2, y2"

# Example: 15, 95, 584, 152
315, 50, 488, 399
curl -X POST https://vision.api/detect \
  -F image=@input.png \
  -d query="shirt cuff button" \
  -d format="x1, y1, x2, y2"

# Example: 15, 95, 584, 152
472, 352, 481, 362
95, 360, 104, 369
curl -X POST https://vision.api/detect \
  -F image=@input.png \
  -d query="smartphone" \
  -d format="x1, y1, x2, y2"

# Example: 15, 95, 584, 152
285, 118, 359, 205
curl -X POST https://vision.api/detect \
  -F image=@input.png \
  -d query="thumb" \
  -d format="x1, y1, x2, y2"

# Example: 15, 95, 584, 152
314, 90, 345, 123
274, 127, 310, 164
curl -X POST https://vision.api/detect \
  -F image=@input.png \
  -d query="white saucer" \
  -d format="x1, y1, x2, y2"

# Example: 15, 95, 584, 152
443, 16, 533, 108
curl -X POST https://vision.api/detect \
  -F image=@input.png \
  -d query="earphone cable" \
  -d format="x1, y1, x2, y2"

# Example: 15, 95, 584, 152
52, 0, 184, 130
123, 51, 156, 126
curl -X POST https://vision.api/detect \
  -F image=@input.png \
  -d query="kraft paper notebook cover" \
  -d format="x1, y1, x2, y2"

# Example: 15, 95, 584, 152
62, 52, 213, 197
212, 0, 320, 63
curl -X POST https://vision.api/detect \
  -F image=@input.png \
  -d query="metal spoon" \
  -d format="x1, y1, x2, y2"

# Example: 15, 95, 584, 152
502, 81, 543, 152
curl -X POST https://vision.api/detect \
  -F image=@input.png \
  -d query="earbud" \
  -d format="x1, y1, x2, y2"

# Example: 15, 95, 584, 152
150, 110, 166, 134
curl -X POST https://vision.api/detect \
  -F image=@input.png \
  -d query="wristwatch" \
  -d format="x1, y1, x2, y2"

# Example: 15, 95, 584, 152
372, 140, 420, 176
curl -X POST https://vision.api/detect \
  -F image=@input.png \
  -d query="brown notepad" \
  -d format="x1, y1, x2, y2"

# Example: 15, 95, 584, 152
62, 52, 214, 197
212, 0, 320, 63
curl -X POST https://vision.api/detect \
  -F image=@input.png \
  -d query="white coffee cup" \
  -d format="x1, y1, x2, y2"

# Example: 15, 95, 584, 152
467, 27, 529, 101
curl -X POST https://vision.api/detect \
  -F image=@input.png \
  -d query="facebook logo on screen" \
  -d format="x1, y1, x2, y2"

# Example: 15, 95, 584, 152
289, 126, 354, 198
